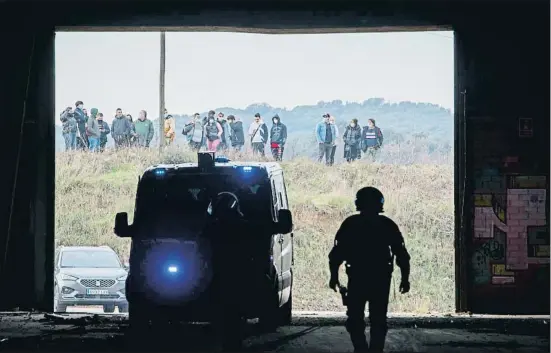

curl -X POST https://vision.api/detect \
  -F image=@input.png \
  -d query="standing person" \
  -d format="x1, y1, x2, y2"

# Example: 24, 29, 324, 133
343, 119, 362, 162
328, 187, 411, 352
216, 112, 232, 152
60, 107, 78, 151
361, 119, 384, 162
134, 110, 155, 148
315, 113, 337, 166
86, 108, 101, 152
164, 114, 176, 146
227, 115, 245, 153
111, 108, 132, 149
269, 114, 288, 161
204, 115, 223, 152
328, 115, 339, 166
74, 100, 88, 150
126, 114, 138, 147
97, 113, 111, 152
248, 113, 268, 157
183, 113, 204, 151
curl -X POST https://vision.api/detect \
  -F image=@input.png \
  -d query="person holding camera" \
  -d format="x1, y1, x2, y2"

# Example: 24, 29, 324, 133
60, 106, 78, 151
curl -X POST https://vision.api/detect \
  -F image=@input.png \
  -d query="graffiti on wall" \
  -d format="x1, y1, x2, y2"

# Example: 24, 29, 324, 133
472, 174, 549, 285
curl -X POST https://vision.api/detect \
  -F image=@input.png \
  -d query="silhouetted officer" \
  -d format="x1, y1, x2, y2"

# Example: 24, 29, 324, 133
204, 192, 277, 350
328, 187, 411, 352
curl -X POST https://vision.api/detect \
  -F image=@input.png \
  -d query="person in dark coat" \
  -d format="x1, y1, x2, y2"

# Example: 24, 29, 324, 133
227, 115, 245, 152
97, 113, 111, 152
343, 119, 362, 162
329, 187, 411, 352
361, 119, 384, 162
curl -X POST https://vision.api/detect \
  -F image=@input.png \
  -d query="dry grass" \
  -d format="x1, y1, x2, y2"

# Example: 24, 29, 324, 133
55, 145, 455, 313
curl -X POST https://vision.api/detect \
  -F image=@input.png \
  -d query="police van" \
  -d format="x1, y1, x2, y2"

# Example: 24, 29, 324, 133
114, 152, 294, 328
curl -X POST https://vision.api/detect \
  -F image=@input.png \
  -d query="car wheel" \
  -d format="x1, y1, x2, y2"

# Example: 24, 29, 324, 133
53, 285, 67, 313
103, 305, 116, 313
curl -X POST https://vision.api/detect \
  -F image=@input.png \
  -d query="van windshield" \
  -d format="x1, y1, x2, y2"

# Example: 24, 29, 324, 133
134, 172, 273, 225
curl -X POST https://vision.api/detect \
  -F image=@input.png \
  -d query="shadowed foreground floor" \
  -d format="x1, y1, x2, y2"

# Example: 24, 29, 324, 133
0, 312, 548, 352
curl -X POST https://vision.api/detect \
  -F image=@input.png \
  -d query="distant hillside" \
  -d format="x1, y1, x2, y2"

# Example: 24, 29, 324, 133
56, 98, 453, 154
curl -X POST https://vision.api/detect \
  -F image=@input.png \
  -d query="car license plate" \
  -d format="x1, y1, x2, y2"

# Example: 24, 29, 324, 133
86, 289, 109, 295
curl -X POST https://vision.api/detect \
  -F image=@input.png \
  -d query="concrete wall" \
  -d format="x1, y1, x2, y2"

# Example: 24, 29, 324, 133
0, 1, 548, 313
458, 22, 549, 313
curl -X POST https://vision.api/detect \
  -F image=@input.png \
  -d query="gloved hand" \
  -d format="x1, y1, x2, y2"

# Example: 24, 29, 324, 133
329, 276, 340, 292
399, 280, 410, 294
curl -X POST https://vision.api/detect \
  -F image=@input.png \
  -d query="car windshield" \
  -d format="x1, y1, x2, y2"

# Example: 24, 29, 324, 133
61, 251, 122, 268
134, 171, 273, 226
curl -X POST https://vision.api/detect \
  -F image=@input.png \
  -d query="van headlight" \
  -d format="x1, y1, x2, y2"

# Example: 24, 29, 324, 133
61, 274, 78, 281
117, 275, 127, 281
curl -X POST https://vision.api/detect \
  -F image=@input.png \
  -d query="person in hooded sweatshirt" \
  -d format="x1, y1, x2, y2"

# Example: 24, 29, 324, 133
134, 110, 155, 148
270, 114, 288, 161
97, 113, 111, 152
183, 113, 204, 151
204, 114, 223, 152
216, 112, 232, 152
343, 119, 362, 162
227, 115, 245, 152
111, 108, 133, 149
86, 108, 101, 152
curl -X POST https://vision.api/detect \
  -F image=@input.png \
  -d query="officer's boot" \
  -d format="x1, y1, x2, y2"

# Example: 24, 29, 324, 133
346, 323, 369, 352
368, 326, 387, 352
350, 331, 369, 352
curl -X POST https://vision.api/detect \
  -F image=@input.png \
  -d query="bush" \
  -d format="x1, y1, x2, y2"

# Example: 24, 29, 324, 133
55, 145, 454, 313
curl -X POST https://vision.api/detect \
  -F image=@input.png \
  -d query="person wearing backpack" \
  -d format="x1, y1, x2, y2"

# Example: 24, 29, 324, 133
183, 113, 204, 151
204, 115, 223, 152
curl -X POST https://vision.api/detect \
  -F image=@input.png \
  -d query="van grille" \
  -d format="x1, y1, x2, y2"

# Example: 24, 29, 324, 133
80, 279, 116, 288
75, 294, 120, 299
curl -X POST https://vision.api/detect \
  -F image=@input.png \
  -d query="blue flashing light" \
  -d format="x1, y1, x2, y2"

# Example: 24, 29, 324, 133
215, 156, 231, 163
243, 166, 253, 172
155, 168, 166, 176
167, 265, 178, 273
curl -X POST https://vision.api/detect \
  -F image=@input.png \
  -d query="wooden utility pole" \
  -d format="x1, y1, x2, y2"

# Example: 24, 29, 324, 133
159, 31, 166, 152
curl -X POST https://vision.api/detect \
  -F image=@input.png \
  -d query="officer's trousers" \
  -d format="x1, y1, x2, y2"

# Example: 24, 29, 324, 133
345, 272, 392, 352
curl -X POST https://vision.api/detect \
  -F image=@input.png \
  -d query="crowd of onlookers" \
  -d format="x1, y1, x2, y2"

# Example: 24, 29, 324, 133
60, 100, 383, 165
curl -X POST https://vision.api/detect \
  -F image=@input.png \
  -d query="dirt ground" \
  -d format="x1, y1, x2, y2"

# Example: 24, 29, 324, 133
0, 311, 548, 352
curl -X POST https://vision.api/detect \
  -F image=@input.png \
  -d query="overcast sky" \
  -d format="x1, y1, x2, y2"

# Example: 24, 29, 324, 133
55, 31, 453, 124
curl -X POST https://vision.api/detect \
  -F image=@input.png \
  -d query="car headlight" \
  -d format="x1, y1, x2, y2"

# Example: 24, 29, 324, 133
60, 274, 78, 281
117, 275, 127, 281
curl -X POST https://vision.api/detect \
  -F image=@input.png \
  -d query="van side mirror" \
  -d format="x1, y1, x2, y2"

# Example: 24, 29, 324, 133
277, 209, 293, 234
114, 212, 130, 238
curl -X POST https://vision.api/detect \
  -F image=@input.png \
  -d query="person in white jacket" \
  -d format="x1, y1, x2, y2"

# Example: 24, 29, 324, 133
248, 113, 268, 157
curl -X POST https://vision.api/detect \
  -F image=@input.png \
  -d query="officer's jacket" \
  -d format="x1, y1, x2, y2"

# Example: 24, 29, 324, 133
328, 214, 410, 273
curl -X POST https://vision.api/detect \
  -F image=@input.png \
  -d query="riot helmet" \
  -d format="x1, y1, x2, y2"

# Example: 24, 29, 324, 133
207, 192, 243, 220
355, 187, 384, 213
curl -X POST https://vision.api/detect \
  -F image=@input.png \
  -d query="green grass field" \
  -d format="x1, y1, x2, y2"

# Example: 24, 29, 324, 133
55, 146, 455, 313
